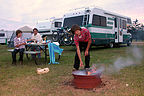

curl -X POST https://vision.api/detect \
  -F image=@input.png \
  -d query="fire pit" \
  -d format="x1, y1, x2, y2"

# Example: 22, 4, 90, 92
72, 69, 102, 89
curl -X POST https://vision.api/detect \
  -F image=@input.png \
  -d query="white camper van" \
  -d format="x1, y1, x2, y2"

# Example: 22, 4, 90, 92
36, 18, 62, 38
0, 30, 13, 44
62, 7, 132, 47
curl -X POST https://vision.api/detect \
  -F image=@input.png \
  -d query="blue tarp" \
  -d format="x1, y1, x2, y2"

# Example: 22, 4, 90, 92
48, 43, 63, 64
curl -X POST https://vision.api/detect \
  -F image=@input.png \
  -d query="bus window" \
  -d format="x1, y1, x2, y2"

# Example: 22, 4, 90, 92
127, 18, 132, 24
0, 33, 5, 37
122, 20, 126, 29
92, 15, 100, 26
115, 32, 117, 39
92, 15, 106, 27
101, 16, 106, 26
120, 19, 122, 28
114, 18, 117, 28
55, 22, 62, 28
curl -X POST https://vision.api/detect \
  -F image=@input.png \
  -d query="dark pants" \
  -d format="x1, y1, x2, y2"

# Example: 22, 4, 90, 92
12, 48, 25, 62
74, 42, 90, 70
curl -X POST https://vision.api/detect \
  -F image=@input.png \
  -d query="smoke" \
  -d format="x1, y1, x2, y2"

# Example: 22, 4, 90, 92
131, 46, 143, 61
106, 46, 143, 73
90, 66, 105, 76
73, 46, 143, 76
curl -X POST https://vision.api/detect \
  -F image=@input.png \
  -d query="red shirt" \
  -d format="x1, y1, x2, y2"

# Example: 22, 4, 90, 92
74, 28, 91, 46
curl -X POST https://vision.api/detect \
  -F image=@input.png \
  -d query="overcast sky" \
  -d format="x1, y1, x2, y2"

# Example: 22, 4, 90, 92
0, 0, 144, 30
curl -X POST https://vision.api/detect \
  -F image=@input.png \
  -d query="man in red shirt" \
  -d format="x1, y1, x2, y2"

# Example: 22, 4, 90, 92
71, 24, 92, 70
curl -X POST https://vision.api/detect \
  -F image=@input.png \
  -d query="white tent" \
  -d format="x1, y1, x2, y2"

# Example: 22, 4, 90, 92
18, 26, 33, 33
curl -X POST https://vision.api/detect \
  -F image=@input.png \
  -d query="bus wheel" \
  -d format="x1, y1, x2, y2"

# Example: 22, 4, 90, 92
52, 31, 59, 42
127, 40, 132, 46
109, 43, 114, 48
114, 43, 120, 48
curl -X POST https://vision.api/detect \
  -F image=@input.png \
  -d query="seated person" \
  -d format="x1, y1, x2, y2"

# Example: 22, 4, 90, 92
30, 28, 42, 58
31, 28, 42, 43
12, 30, 26, 65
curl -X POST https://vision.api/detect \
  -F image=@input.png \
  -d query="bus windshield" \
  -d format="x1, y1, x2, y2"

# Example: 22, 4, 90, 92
63, 15, 83, 28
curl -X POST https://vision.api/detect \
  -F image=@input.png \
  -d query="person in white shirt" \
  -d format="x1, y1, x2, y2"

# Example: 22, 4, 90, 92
31, 28, 42, 43
30, 28, 42, 59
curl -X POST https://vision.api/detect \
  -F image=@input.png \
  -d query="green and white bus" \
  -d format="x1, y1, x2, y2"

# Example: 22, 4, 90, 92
62, 7, 132, 47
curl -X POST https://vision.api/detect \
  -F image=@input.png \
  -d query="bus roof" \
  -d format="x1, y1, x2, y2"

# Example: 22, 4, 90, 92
63, 7, 131, 19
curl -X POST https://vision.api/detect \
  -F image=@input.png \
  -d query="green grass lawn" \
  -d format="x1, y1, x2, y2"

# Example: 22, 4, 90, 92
0, 45, 144, 96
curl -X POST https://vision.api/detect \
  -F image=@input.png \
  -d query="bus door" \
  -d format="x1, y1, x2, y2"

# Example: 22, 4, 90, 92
118, 18, 123, 42
114, 17, 123, 43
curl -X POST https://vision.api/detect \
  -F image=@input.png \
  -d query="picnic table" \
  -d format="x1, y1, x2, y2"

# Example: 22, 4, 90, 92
8, 42, 63, 65
25, 42, 49, 63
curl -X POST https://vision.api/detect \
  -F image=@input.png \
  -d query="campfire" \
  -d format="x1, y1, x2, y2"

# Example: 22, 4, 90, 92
86, 64, 97, 75
72, 64, 104, 89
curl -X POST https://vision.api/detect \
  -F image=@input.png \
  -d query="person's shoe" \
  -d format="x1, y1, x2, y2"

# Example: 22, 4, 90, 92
12, 62, 16, 65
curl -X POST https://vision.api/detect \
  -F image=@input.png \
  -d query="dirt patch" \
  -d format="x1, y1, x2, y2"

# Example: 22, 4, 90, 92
92, 75, 119, 92
58, 75, 125, 96
60, 75, 119, 90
